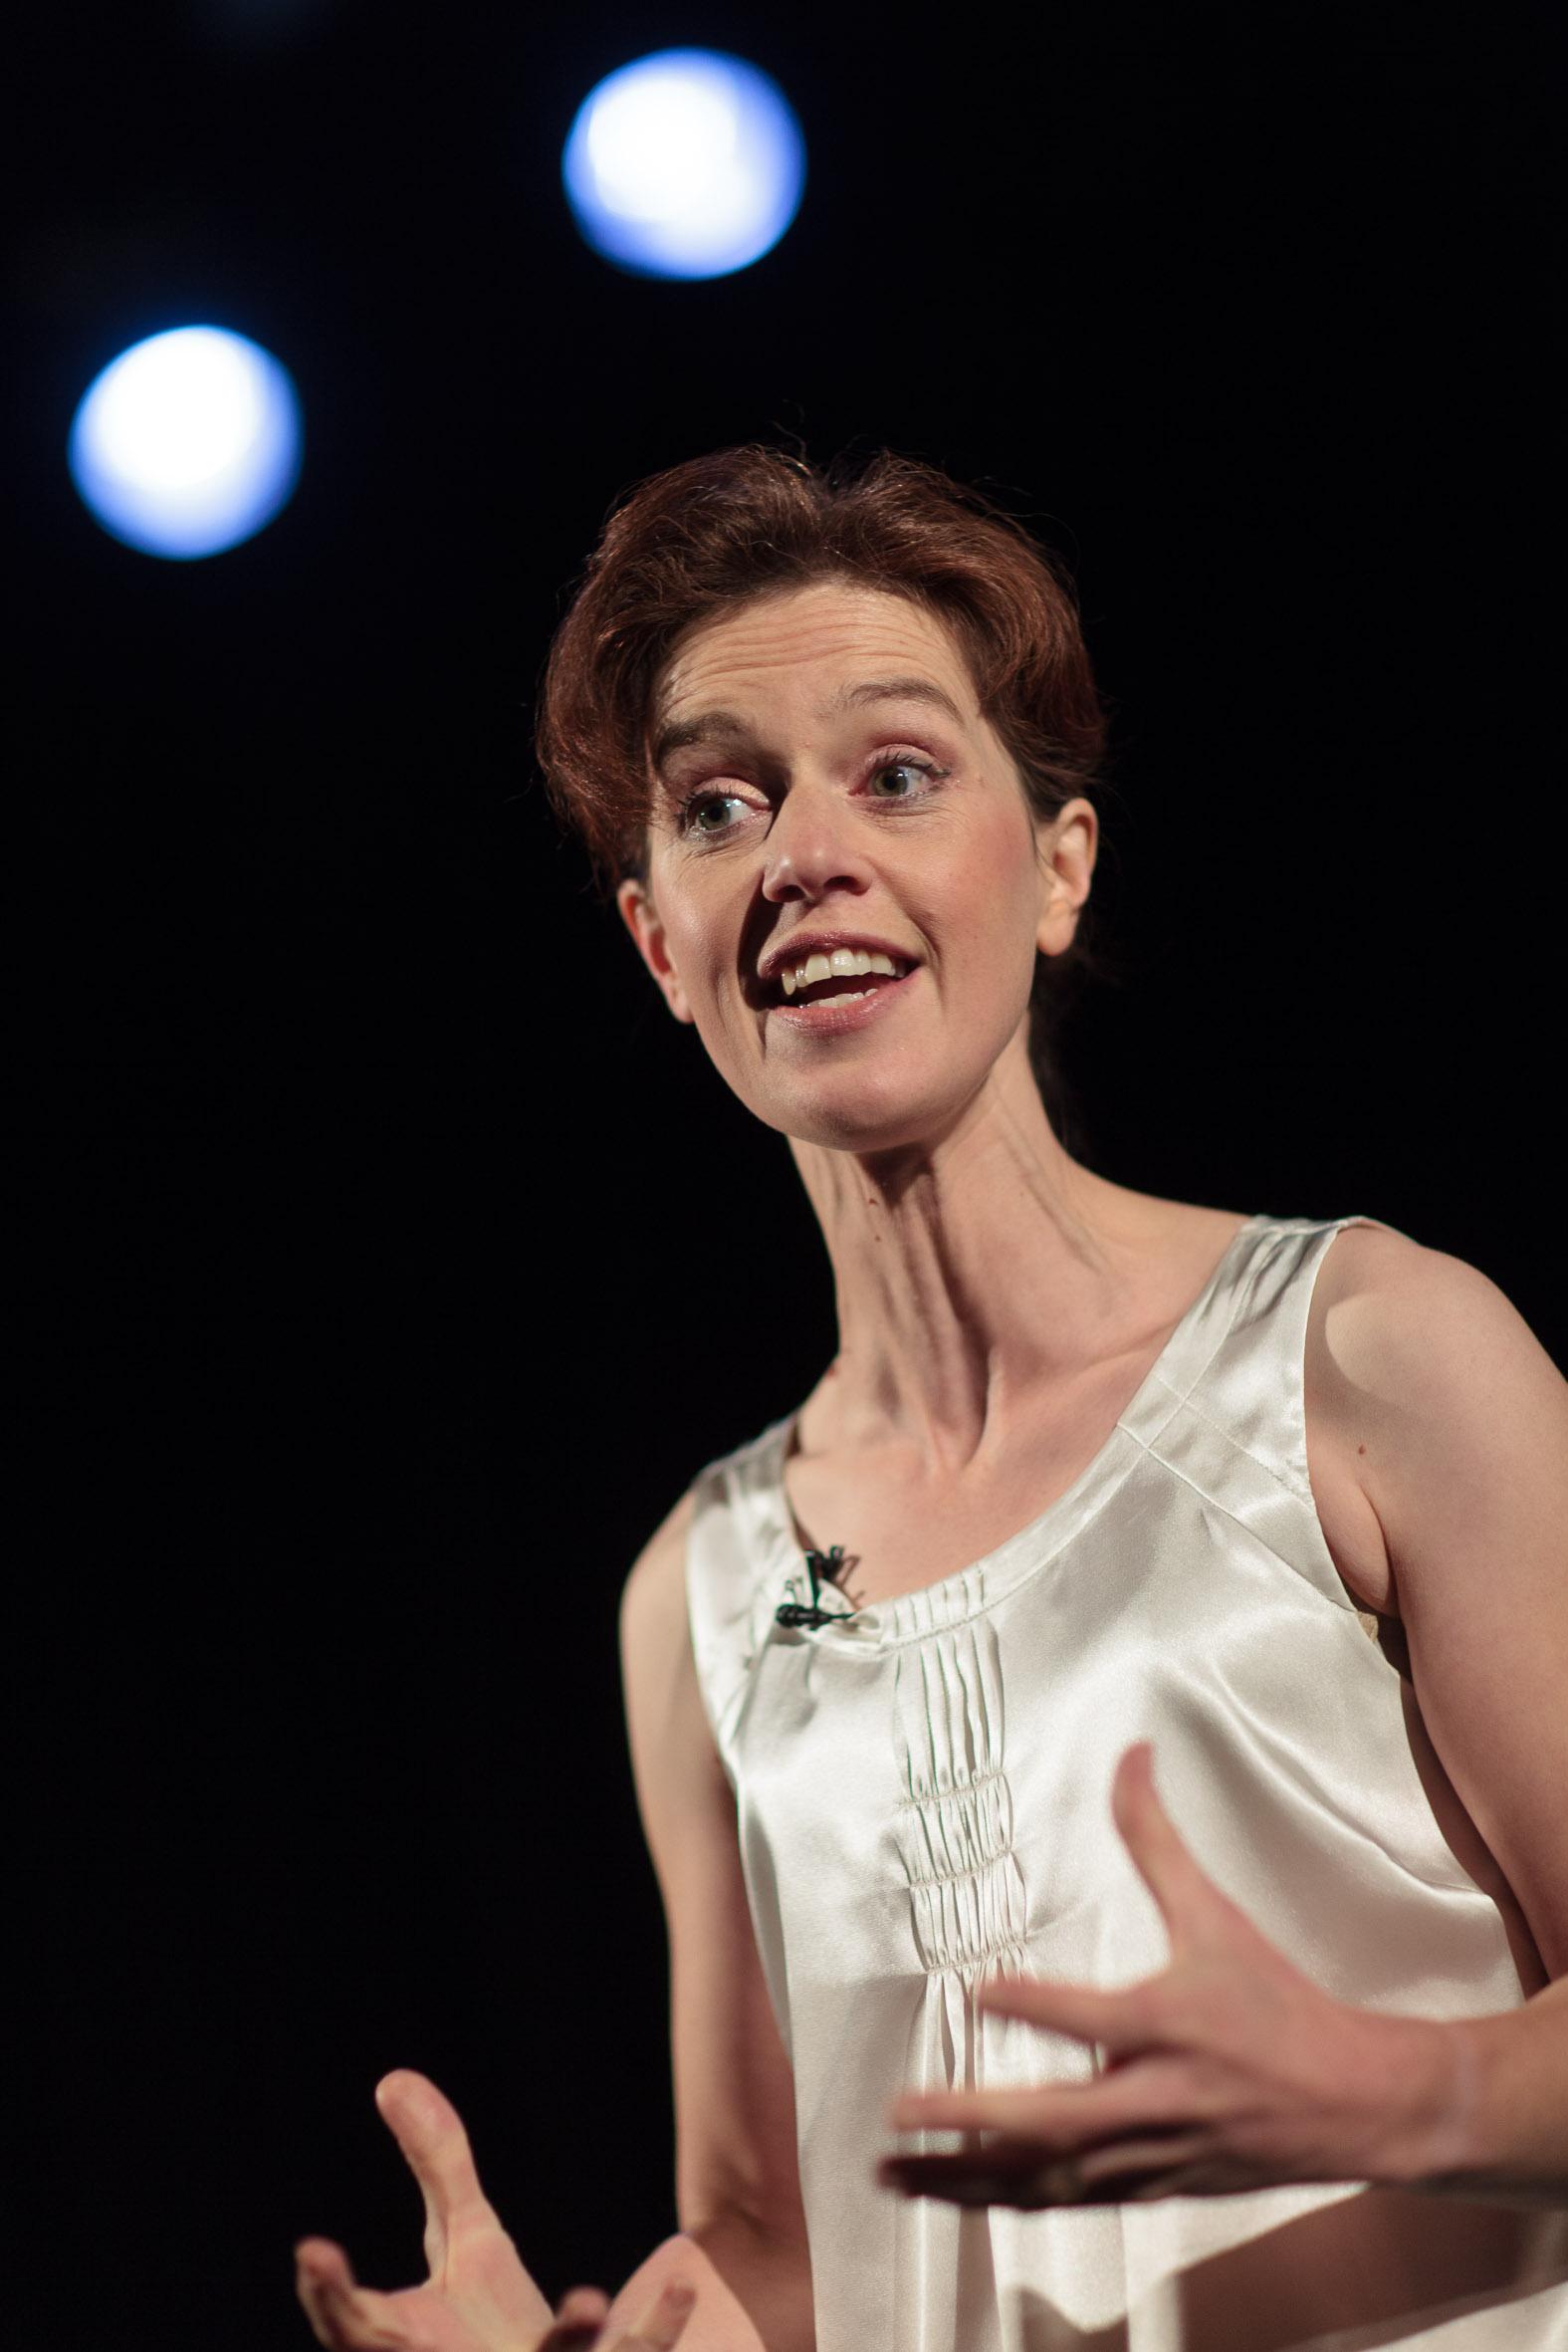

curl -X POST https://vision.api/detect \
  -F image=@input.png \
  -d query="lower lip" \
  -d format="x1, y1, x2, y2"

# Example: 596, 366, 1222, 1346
766, 968, 921, 1037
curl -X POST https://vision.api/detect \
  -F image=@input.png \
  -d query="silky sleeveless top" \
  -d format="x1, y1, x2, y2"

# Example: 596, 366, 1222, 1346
683, 1214, 1568, 2351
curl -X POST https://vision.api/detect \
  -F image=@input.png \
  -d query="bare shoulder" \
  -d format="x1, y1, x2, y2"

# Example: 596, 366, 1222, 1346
617, 1487, 811, 2257
1310, 1219, 1560, 1402
618, 1481, 736, 1872
620, 1483, 698, 1662
1306, 1218, 1568, 1613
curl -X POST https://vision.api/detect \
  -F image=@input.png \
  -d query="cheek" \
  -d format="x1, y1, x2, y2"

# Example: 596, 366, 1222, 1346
677, 936, 755, 1059
658, 902, 721, 1005
949, 816, 1043, 967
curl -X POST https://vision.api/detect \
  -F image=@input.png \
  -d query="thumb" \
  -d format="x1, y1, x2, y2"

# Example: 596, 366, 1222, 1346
1109, 1744, 1224, 1946
373, 2069, 492, 2258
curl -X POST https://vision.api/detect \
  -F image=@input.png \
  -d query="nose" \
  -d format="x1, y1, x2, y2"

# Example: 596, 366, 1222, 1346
760, 779, 873, 907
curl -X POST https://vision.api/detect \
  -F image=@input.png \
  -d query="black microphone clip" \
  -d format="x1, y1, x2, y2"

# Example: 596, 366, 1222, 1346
775, 1543, 858, 1629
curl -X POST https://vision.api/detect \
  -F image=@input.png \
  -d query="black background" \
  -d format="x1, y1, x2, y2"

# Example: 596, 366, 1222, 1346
9, 4, 1561, 2346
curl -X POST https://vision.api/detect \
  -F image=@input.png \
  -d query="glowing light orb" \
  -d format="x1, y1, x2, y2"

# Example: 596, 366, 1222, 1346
69, 325, 303, 560
562, 48, 805, 281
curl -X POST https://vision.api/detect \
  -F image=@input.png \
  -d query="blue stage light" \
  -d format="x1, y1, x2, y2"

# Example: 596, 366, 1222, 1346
68, 326, 303, 561
562, 48, 805, 281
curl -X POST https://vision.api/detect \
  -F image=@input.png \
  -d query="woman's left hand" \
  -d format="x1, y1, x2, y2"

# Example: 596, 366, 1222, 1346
879, 1743, 1469, 2208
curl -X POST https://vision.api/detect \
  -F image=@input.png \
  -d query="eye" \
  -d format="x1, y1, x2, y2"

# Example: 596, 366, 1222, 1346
676, 788, 750, 838
867, 757, 942, 800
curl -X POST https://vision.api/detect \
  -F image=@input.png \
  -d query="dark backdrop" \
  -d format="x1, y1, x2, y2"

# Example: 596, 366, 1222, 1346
9, 4, 1560, 2346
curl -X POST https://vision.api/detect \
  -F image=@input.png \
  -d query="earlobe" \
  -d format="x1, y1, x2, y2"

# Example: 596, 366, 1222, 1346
1035, 802, 1097, 959
1036, 882, 1078, 961
1033, 856, 1082, 962
615, 877, 694, 1024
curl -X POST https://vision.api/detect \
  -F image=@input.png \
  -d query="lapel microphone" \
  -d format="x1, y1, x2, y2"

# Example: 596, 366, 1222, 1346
776, 1544, 858, 1628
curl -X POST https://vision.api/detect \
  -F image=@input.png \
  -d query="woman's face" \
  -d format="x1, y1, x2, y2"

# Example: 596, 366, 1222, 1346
618, 580, 1096, 1153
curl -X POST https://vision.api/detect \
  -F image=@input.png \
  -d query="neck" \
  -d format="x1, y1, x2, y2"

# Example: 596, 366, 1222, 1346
788, 1032, 1169, 1471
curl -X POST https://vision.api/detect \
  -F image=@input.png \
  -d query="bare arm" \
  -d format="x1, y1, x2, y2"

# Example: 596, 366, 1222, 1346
1320, 1229, 1568, 2196
620, 1492, 816, 2350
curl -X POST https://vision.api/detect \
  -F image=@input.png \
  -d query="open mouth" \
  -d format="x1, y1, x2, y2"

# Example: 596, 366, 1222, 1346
762, 948, 917, 1011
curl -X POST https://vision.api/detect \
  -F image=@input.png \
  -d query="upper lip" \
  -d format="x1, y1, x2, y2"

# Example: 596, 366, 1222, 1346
756, 931, 921, 990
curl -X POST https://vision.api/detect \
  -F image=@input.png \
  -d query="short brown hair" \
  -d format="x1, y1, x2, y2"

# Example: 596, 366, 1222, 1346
534, 442, 1120, 1143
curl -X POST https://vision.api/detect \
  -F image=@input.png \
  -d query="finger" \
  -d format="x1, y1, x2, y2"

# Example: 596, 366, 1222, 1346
373, 2070, 491, 2245
1073, 2129, 1219, 2197
890, 2083, 1079, 2135
880, 2127, 1224, 2210
1109, 1744, 1224, 1942
538, 2284, 613, 2348
557, 2286, 612, 2324
295, 2237, 351, 2350
974, 1971, 1152, 2049
890, 2054, 1206, 2144
612, 2279, 698, 2349
877, 2141, 1097, 2210
294, 2238, 400, 2350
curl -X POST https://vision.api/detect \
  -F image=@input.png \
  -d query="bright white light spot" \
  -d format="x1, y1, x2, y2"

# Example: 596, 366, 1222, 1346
69, 326, 303, 560
563, 48, 805, 280
586, 71, 738, 223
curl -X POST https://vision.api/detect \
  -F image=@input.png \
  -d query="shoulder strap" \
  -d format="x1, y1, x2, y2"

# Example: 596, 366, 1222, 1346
684, 1417, 793, 1776
1142, 1211, 1412, 1610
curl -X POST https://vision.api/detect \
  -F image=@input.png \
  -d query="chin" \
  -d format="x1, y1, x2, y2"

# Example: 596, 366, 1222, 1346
755, 1062, 986, 1157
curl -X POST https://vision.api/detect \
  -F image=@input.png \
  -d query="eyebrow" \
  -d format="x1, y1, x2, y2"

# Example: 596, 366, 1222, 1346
650, 676, 970, 772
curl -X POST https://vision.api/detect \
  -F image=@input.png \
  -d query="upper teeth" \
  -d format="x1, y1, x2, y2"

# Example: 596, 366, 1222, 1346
779, 949, 903, 998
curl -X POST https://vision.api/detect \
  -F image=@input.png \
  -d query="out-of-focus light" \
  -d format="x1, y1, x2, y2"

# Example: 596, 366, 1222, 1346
68, 325, 303, 560
562, 48, 805, 281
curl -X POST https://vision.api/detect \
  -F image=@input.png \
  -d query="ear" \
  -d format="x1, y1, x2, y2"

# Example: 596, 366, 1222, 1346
616, 876, 696, 1025
1034, 798, 1098, 960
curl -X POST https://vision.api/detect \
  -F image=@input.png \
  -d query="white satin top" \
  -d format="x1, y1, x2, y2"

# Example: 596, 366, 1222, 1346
684, 1213, 1568, 2350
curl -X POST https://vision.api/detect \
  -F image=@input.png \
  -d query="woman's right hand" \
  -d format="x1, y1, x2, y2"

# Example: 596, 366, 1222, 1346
295, 2069, 693, 2352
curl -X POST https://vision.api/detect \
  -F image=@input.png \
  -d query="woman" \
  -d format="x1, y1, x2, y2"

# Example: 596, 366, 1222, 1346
297, 447, 1568, 2352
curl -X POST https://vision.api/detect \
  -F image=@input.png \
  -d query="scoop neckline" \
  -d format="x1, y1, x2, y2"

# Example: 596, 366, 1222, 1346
761, 1211, 1268, 1645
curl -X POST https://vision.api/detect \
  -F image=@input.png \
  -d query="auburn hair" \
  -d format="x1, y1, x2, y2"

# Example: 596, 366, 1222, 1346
533, 442, 1119, 1144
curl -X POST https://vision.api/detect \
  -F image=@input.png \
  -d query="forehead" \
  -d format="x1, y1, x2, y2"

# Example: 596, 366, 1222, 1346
654, 581, 979, 725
